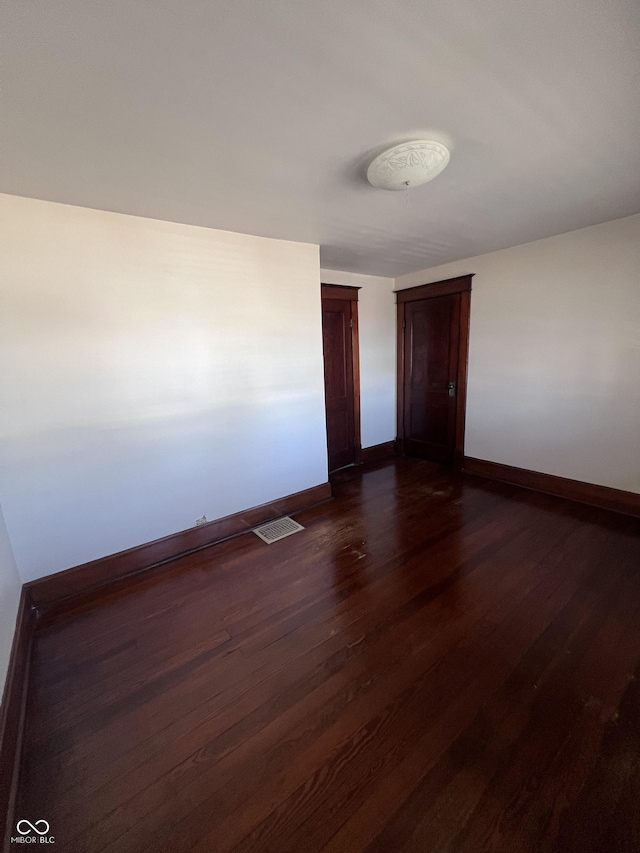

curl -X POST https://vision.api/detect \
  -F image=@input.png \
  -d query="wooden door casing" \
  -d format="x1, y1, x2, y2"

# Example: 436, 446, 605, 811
396, 275, 473, 468
321, 285, 361, 473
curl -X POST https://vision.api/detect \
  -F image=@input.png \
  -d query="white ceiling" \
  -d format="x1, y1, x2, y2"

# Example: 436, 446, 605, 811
2, 0, 639, 277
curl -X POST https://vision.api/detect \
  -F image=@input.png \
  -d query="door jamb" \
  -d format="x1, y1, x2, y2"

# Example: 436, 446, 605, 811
321, 284, 362, 464
395, 275, 473, 470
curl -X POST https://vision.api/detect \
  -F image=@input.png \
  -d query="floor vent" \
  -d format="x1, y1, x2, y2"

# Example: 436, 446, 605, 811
253, 516, 304, 544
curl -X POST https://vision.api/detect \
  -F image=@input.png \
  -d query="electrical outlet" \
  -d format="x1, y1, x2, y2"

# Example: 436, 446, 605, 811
195, 516, 208, 526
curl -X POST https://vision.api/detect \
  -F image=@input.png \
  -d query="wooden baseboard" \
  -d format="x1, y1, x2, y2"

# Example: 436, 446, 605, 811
1, 588, 35, 849
464, 457, 640, 518
26, 482, 332, 609
359, 441, 396, 465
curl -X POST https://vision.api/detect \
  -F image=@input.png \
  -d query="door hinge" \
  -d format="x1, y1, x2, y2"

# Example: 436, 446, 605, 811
350, 318, 353, 329
402, 317, 406, 330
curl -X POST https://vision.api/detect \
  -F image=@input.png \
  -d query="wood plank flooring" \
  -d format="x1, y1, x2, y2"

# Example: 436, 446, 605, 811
14, 458, 640, 852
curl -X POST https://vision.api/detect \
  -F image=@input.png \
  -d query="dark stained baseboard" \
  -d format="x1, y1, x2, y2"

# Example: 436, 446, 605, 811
1, 588, 35, 850
26, 482, 332, 609
464, 457, 640, 518
359, 441, 397, 466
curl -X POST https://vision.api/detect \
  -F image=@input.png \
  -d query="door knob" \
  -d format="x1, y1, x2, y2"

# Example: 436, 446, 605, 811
448, 381, 456, 397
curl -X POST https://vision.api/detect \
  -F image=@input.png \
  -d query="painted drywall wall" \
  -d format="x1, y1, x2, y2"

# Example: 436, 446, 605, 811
320, 269, 396, 448
0, 194, 328, 582
396, 214, 640, 494
0, 504, 22, 701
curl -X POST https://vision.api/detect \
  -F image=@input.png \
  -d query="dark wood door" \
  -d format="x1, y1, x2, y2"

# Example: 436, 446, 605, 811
322, 297, 356, 472
402, 293, 461, 463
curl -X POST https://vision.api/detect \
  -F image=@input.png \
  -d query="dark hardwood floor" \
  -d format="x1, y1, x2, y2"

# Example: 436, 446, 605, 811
15, 458, 640, 852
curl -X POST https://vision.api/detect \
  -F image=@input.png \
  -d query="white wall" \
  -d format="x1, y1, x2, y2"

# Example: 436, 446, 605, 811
0, 194, 328, 582
396, 214, 640, 494
0, 504, 22, 701
320, 269, 396, 448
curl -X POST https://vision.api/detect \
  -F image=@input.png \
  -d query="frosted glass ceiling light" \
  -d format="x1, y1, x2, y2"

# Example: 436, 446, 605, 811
367, 140, 450, 190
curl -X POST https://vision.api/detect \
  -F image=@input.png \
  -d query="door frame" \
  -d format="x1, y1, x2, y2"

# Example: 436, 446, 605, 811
321, 283, 362, 465
395, 274, 473, 469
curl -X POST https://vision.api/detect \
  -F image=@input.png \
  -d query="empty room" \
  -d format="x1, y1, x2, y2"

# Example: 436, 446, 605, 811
1, 1, 639, 851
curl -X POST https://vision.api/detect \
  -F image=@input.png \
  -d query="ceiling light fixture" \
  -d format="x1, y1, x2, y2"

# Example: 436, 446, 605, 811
367, 140, 450, 191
